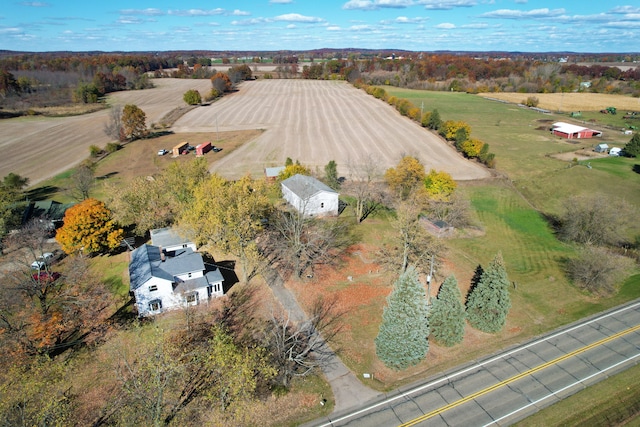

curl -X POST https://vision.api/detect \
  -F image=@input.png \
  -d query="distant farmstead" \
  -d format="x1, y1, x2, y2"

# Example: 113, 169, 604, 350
551, 122, 602, 139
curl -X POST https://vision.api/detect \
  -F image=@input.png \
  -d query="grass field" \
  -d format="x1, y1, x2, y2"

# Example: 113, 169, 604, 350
282, 87, 640, 392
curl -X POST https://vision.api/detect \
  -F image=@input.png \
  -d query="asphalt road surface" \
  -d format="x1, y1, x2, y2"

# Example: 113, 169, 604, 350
308, 299, 640, 427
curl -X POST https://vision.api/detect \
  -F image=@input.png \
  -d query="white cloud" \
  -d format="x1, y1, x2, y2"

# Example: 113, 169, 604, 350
436, 22, 455, 28
119, 8, 164, 17
168, 9, 227, 17
270, 0, 294, 3
481, 8, 565, 19
460, 22, 488, 29
343, 0, 413, 11
384, 16, 428, 24
231, 18, 271, 26
274, 13, 325, 23
20, 2, 50, 7
117, 17, 144, 25
231, 10, 251, 16
610, 6, 640, 14
327, 25, 342, 31
418, 0, 476, 10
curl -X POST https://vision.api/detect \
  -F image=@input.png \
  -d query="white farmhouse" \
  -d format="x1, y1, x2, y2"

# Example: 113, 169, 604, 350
150, 227, 196, 252
129, 243, 224, 317
281, 174, 339, 216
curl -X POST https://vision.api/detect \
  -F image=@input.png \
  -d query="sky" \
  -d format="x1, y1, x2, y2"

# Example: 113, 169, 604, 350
1, 1, 639, 53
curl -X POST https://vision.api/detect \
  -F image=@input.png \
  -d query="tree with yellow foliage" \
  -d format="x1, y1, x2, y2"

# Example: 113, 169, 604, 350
384, 155, 426, 199
180, 174, 272, 283
56, 198, 123, 255
439, 120, 471, 141
424, 169, 457, 202
278, 163, 311, 181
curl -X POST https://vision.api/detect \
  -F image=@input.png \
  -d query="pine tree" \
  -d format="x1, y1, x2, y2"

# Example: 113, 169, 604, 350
430, 275, 465, 346
375, 266, 430, 370
465, 252, 511, 333
624, 132, 640, 157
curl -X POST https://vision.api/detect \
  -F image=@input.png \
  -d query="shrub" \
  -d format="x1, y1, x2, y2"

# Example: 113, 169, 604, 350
524, 96, 540, 107
566, 246, 635, 296
105, 142, 121, 153
89, 145, 102, 158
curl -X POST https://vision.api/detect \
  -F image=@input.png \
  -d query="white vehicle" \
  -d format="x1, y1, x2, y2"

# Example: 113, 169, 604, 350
31, 252, 54, 269
158, 149, 168, 156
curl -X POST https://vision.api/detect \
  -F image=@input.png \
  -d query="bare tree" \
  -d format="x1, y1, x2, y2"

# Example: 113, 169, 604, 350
68, 162, 95, 201
343, 154, 390, 223
378, 198, 446, 274
427, 193, 473, 228
263, 294, 344, 388
263, 207, 354, 278
566, 246, 636, 296
103, 104, 124, 141
559, 194, 631, 246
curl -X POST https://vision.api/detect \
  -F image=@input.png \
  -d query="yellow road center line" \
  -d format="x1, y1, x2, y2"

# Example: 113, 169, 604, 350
399, 323, 640, 427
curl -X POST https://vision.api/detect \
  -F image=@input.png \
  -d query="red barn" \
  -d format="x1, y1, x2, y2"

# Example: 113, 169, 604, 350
551, 122, 602, 139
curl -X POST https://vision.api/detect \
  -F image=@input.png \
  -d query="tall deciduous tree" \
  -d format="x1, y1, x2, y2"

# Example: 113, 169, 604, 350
465, 252, 512, 333
343, 154, 388, 223
375, 266, 430, 370
384, 155, 426, 200
56, 198, 123, 255
558, 194, 630, 246
104, 104, 125, 141
121, 104, 147, 141
430, 275, 465, 346
424, 169, 457, 202
180, 174, 272, 283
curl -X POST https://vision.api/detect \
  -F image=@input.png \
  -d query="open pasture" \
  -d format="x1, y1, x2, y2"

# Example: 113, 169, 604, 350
174, 79, 490, 181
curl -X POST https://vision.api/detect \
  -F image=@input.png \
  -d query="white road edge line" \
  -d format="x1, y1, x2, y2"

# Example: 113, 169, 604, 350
482, 351, 640, 426
317, 300, 640, 427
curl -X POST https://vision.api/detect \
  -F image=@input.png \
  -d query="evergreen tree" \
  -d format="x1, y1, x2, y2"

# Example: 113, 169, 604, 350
324, 160, 340, 190
428, 108, 442, 130
375, 266, 430, 370
465, 252, 511, 333
430, 275, 465, 346
624, 132, 640, 157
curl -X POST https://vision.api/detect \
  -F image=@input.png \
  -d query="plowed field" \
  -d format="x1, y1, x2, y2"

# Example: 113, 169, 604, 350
175, 79, 490, 180
0, 78, 489, 186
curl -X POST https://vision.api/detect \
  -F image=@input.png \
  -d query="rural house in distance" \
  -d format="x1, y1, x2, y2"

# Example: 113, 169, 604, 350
129, 228, 224, 317
281, 174, 339, 216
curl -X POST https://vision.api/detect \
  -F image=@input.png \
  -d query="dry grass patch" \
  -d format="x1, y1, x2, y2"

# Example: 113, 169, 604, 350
478, 92, 640, 113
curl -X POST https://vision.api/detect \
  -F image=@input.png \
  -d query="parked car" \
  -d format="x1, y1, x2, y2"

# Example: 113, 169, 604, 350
212, 147, 223, 152
32, 271, 61, 282
31, 252, 54, 269
158, 149, 168, 156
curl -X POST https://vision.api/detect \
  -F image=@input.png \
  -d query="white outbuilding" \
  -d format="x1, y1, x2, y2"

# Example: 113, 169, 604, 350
281, 174, 339, 216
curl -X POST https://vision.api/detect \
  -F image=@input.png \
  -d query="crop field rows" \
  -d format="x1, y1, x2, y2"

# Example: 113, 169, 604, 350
173, 79, 491, 180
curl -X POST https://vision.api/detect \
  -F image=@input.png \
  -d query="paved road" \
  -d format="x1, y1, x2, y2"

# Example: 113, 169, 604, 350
307, 299, 640, 426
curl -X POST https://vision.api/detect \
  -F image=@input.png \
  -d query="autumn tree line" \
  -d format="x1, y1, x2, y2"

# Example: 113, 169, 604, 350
354, 82, 496, 168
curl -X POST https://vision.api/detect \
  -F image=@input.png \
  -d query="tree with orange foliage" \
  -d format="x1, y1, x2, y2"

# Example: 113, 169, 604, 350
384, 155, 426, 200
210, 72, 232, 93
56, 198, 123, 255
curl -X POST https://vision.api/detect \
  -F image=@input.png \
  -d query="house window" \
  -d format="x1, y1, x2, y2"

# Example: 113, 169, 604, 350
149, 300, 162, 311
321, 202, 324, 208
148, 284, 158, 292
185, 292, 198, 304
188, 272, 192, 278
213, 283, 221, 294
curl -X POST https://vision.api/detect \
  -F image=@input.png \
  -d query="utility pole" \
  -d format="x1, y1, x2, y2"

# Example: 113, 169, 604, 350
426, 253, 434, 306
